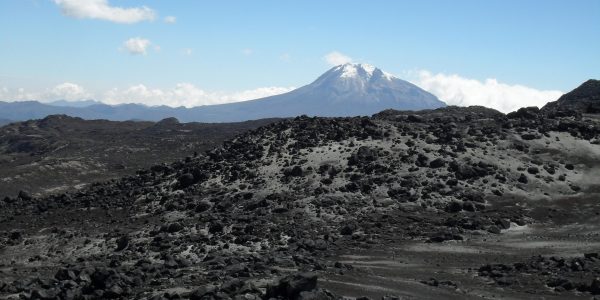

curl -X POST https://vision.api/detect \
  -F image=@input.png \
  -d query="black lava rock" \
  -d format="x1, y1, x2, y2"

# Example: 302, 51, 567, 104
428, 232, 463, 243
18, 190, 32, 201
340, 224, 355, 235
195, 200, 212, 212
429, 158, 446, 168
167, 222, 184, 233
591, 278, 600, 295
445, 201, 463, 213
178, 173, 196, 188
527, 166, 539, 174
115, 235, 129, 251
285, 166, 304, 177
518, 173, 528, 184
266, 272, 318, 300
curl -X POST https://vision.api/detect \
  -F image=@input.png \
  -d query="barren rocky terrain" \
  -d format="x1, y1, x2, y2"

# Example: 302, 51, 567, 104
0, 116, 280, 198
0, 80, 600, 299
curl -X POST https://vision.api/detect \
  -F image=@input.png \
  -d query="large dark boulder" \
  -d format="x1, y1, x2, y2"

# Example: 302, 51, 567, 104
30, 289, 56, 300
190, 285, 217, 300
348, 146, 379, 166
449, 161, 496, 180
518, 173, 529, 184
177, 173, 196, 188
284, 166, 304, 177
115, 235, 129, 251
445, 201, 463, 213
429, 158, 446, 168
54, 268, 77, 281
166, 222, 184, 233
590, 278, 600, 295
507, 106, 540, 119
266, 273, 318, 300
18, 190, 32, 201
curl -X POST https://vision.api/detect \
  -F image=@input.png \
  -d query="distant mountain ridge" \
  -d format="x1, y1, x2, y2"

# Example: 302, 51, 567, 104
0, 100, 184, 123
0, 64, 446, 123
47, 99, 101, 108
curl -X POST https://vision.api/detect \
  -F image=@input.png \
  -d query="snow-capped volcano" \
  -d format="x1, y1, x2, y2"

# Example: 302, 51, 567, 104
184, 63, 446, 121
307, 63, 442, 106
0, 64, 446, 123
322, 63, 396, 81
308, 63, 396, 96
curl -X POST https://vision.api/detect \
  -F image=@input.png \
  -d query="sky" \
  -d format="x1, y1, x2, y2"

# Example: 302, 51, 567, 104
0, 0, 599, 112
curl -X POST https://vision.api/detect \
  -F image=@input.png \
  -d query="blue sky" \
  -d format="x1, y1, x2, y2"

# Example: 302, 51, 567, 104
0, 0, 598, 112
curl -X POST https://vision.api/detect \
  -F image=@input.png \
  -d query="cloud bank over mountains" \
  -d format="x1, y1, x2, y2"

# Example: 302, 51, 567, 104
1, 83, 92, 102
0, 71, 563, 113
414, 71, 563, 113
103, 84, 295, 107
0, 83, 295, 108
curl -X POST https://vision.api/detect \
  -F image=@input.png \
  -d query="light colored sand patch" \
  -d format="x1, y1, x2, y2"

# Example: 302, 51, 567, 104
405, 243, 486, 254
338, 259, 414, 267
321, 278, 403, 294
502, 223, 532, 234
502, 240, 600, 250
339, 255, 372, 260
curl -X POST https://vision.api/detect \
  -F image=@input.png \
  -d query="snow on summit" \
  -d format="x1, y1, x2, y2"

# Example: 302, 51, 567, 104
336, 63, 396, 81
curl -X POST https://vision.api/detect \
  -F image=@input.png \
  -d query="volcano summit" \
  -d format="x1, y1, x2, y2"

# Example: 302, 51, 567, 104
184, 63, 446, 121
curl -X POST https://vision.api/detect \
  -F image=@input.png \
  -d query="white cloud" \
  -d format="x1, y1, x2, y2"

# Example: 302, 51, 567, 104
0, 87, 33, 101
53, 0, 155, 24
1, 83, 294, 107
123, 37, 151, 55
49, 82, 92, 100
224, 87, 295, 103
414, 71, 563, 113
164, 16, 176, 24
182, 48, 193, 56
323, 51, 353, 66
13, 88, 37, 100
102, 84, 295, 108
0, 83, 91, 102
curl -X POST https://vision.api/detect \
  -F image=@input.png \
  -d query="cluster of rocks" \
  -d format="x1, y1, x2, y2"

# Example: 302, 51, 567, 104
0, 115, 279, 198
1, 267, 329, 300
478, 253, 600, 295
